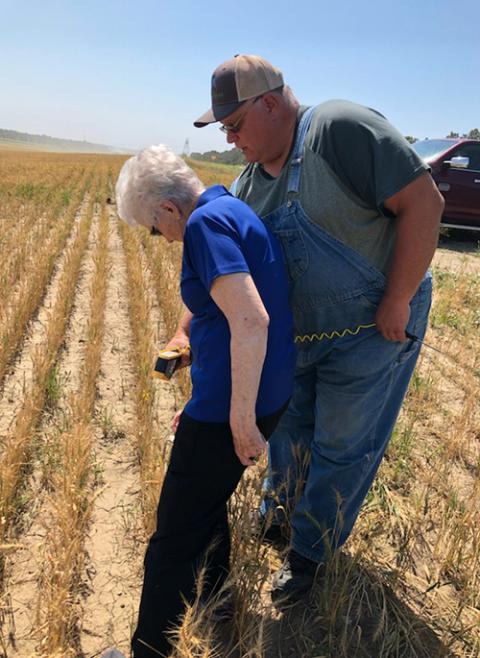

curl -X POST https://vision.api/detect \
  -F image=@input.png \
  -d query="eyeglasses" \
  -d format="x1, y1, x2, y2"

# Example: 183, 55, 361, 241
219, 96, 261, 135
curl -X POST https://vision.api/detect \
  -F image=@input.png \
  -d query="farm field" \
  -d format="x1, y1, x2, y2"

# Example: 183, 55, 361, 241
0, 149, 479, 658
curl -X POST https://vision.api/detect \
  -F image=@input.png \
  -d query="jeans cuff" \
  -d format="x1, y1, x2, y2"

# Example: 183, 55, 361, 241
291, 537, 327, 564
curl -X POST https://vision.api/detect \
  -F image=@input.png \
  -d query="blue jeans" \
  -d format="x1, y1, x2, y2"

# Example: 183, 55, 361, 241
261, 278, 431, 562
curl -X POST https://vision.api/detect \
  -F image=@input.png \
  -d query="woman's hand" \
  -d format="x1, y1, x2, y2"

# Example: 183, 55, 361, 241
162, 340, 192, 369
230, 415, 267, 467
164, 308, 193, 369
172, 409, 183, 433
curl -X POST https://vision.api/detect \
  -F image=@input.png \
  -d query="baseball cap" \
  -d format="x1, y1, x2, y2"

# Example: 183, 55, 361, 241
194, 54, 284, 128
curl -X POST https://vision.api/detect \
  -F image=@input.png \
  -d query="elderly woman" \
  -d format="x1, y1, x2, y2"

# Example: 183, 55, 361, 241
113, 145, 294, 658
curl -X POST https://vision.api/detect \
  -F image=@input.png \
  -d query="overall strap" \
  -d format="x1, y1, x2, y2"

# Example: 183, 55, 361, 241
286, 106, 316, 202
229, 175, 240, 197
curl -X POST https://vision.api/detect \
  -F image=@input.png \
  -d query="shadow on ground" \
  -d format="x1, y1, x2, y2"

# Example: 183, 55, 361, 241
211, 555, 455, 658
438, 229, 479, 254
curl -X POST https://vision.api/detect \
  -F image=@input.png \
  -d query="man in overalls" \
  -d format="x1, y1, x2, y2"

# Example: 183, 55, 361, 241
187, 54, 444, 602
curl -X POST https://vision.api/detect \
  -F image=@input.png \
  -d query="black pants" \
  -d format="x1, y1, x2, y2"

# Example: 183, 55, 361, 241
131, 404, 287, 657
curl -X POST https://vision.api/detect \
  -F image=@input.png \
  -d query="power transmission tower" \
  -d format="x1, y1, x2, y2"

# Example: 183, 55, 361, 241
182, 138, 190, 157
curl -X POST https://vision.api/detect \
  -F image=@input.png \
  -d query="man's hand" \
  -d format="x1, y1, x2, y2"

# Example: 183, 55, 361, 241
375, 295, 411, 342
230, 416, 267, 467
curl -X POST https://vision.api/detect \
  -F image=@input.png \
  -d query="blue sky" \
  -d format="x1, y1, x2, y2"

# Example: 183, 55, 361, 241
1, 0, 479, 154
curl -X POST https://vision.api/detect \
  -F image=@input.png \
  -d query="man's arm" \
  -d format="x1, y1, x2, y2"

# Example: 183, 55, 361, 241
210, 272, 269, 467
376, 171, 444, 342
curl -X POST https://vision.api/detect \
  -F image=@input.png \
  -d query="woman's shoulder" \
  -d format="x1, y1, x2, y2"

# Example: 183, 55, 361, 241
186, 198, 268, 255
191, 190, 261, 228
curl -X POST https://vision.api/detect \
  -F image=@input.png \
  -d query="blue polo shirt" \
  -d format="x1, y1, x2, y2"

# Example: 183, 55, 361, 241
181, 185, 294, 422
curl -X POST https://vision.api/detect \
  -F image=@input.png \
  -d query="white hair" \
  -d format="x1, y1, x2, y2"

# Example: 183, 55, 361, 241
115, 144, 204, 227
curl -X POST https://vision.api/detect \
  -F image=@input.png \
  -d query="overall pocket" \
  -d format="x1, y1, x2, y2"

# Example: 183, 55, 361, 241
274, 229, 309, 282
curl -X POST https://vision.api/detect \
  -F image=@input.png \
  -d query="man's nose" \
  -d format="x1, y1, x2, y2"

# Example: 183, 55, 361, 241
226, 132, 237, 145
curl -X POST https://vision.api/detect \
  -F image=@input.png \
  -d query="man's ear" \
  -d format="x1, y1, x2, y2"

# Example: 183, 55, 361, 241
261, 92, 281, 114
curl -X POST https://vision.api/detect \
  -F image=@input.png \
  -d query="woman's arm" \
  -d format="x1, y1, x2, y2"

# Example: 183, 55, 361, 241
210, 272, 269, 466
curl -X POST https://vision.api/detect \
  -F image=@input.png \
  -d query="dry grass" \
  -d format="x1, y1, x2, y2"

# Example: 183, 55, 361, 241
119, 221, 168, 534
0, 170, 91, 386
0, 184, 95, 568
37, 195, 110, 656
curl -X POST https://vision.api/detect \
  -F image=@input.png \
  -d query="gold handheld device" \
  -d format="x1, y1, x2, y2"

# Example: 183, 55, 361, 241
153, 347, 190, 381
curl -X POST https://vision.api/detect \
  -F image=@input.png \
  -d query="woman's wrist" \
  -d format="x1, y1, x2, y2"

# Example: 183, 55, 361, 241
230, 407, 256, 429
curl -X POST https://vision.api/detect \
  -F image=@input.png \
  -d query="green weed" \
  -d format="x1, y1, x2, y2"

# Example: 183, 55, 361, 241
44, 365, 62, 411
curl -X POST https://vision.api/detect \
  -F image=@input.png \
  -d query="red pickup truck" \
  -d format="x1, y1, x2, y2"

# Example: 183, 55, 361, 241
411, 139, 480, 231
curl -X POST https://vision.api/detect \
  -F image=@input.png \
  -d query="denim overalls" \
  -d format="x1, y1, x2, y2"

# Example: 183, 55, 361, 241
248, 106, 432, 562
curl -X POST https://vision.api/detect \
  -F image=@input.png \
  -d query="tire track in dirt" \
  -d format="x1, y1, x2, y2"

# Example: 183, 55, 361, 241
4, 198, 100, 657
80, 211, 178, 656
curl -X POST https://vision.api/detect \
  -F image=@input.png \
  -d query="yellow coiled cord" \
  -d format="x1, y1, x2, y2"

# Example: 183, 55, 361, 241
295, 323, 376, 344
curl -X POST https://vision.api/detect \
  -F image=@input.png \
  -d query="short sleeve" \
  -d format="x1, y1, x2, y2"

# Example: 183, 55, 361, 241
183, 213, 250, 291
310, 101, 430, 215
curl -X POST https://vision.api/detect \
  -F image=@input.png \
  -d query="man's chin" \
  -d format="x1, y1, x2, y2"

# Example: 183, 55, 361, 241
242, 148, 259, 164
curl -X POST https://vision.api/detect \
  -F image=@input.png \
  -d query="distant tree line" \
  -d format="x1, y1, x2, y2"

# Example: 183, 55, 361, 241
189, 148, 245, 165
0, 128, 122, 153
405, 128, 480, 144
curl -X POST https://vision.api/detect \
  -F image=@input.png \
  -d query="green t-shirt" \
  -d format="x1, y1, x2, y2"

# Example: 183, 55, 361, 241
235, 100, 429, 275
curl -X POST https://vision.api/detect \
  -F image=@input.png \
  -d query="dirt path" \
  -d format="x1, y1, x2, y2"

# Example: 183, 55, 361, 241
80, 211, 177, 657
79, 209, 141, 657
